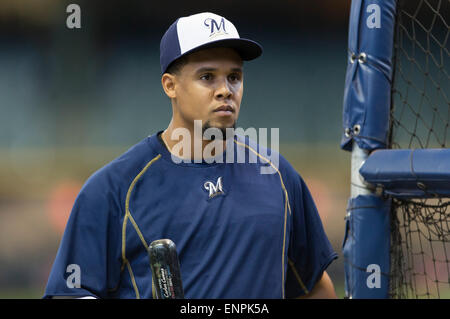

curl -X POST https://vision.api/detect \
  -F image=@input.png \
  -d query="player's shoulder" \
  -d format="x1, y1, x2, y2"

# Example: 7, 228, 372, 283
81, 134, 160, 194
233, 134, 295, 170
233, 133, 300, 180
235, 134, 311, 203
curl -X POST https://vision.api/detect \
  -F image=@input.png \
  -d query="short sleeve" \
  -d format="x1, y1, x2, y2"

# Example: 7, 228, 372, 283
285, 174, 338, 298
43, 172, 122, 299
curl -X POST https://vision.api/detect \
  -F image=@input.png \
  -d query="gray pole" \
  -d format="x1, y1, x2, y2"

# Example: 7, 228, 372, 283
350, 142, 372, 198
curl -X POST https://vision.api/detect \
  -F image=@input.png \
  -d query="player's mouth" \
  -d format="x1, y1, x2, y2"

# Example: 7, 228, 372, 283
213, 104, 234, 116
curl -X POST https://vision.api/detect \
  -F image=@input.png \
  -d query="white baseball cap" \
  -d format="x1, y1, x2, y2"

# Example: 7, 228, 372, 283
160, 12, 263, 74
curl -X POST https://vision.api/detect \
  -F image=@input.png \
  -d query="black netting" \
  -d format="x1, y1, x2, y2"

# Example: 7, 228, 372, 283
389, 0, 450, 299
390, 198, 450, 298
390, 0, 449, 149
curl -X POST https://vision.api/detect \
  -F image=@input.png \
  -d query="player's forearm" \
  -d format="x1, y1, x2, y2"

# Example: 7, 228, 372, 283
297, 271, 337, 299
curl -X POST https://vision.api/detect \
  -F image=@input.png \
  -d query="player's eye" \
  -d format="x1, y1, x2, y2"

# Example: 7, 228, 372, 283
200, 73, 213, 81
228, 73, 241, 82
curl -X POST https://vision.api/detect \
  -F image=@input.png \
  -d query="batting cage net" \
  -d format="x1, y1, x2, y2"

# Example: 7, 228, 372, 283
388, 0, 450, 298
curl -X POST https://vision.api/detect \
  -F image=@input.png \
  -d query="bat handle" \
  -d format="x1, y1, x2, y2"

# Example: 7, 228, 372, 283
148, 239, 184, 299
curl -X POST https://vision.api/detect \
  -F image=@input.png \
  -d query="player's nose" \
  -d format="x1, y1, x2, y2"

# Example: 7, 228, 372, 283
215, 78, 232, 99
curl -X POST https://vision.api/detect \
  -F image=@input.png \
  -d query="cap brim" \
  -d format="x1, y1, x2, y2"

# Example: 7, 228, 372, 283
186, 38, 263, 61
162, 38, 263, 74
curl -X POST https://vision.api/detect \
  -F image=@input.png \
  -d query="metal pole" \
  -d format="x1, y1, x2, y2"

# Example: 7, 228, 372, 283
350, 142, 372, 198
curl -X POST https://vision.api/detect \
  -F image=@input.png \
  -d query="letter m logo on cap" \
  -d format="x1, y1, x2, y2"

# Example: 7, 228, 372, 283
204, 17, 228, 37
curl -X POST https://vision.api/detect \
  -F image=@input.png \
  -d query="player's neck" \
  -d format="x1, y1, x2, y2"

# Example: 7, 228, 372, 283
162, 123, 228, 161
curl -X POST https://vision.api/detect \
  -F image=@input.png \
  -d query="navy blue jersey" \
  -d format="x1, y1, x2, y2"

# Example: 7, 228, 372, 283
44, 132, 337, 299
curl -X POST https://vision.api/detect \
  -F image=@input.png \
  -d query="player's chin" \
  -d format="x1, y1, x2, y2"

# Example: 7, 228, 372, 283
213, 114, 236, 126
203, 119, 236, 137
209, 119, 236, 132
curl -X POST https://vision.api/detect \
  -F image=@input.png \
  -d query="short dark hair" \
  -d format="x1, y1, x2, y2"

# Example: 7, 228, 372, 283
165, 54, 190, 75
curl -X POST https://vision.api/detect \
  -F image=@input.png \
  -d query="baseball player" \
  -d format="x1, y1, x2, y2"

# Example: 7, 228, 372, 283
44, 12, 338, 299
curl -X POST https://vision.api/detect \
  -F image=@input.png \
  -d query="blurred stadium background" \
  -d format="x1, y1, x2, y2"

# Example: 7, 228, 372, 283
0, 0, 351, 298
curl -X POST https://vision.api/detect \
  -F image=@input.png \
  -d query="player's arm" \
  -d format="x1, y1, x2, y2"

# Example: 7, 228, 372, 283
296, 271, 337, 299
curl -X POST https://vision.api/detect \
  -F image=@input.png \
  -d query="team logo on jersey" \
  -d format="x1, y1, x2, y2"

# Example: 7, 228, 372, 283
204, 17, 228, 38
204, 176, 224, 198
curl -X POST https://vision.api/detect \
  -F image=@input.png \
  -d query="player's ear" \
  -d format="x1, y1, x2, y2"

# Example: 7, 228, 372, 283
161, 73, 177, 99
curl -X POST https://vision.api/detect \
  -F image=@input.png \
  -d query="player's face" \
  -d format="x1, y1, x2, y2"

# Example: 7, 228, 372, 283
173, 47, 244, 134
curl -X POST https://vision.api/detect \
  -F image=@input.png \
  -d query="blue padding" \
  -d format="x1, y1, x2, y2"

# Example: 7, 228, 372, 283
341, 0, 397, 152
360, 149, 450, 198
343, 195, 390, 298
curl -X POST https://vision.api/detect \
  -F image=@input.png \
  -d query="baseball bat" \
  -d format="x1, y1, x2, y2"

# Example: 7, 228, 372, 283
148, 239, 184, 299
